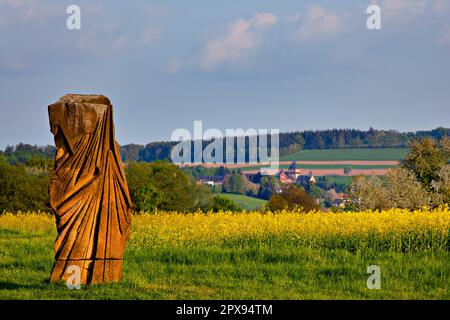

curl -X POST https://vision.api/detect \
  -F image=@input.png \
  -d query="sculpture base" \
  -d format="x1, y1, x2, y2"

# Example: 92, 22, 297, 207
50, 259, 123, 285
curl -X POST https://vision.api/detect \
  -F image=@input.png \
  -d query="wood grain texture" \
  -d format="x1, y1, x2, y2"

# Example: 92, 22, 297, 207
48, 94, 132, 284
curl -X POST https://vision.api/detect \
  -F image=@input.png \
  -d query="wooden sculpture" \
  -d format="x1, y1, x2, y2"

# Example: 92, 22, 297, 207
48, 94, 132, 284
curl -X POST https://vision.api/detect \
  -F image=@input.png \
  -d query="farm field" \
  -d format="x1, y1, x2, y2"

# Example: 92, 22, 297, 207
239, 163, 396, 172
219, 193, 267, 210
1, 209, 449, 300
178, 148, 405, 177
280, 148, 408, 162
242, 168, 390, 177
180, 161, 398, 171
321, 175, 352, 185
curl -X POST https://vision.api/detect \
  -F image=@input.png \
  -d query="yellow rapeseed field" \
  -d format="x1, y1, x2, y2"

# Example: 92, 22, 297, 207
1, 207, 449, 251
1, 208, 449, 299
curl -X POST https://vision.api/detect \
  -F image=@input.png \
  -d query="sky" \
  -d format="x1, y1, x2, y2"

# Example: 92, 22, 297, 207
0, 0, 449, 149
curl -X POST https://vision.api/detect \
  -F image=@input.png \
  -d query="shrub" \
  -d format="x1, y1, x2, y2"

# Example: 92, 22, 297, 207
349, 168, 429, 210
0, 156, 51, 212
211, 195, 242, 212
431, 165, 450, 206
269, 184, 319, 212
125, 161, 212, 212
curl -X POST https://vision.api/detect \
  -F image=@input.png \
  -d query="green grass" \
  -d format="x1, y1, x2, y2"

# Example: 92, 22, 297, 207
316, 175, 352, 185
241, 164, 396, 171
280, 148, 408, 162
219, 193, 267, 210
0, 227, 449, 299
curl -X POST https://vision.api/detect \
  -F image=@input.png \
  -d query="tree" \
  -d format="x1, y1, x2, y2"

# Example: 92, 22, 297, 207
431, 165, 450, 206
383, 168, 429, 209
258, 176, 279, 200
323, 189, 339, 202
269, 184, 319, 212
211, 195, 242, 212
294, 133, 305, 149
222, 173, 246, 194
401, 138, 447, 189
0, 155, 7, 166
2, 143, 55, 165
133, 184, 163, 212
349, 175, 386, 211
26, 156, 53, 170
268, 194, 288, 211
125, 161, 212, 212
120, 144, 143, 162
0, 157, 51, 212
439, 136, 450, 160
349, 168, 428, 211
309, 184, 324, 200
138, 142, 175, 162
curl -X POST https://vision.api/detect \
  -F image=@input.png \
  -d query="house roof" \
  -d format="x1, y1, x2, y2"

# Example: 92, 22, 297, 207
275, 169, 286, 177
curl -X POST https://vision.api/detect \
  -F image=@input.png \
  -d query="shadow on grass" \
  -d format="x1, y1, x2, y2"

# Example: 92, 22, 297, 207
0, 280, 49, 290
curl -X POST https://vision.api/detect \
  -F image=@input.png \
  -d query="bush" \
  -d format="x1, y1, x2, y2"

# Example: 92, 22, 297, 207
125, 161, 212, 212
258, 176, 279, 200
133, 185, 163, 212
349, 168, 429, 210
431, 165, 450, 206
211, 195, 242, 212
0, 156, 51, 212
268, 194, 289, 211
222, 173, 246, 194
269, 184, 319, 212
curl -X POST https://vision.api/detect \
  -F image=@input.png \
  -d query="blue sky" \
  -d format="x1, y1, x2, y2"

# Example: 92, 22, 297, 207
0, 0, 449, 149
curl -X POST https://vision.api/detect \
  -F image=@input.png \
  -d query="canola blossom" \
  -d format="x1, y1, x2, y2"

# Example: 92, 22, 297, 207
1, 207, 449, 252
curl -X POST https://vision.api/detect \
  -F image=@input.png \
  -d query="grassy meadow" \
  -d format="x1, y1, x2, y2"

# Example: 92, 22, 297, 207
219, 193, 267, 210
280, 148, 408, 161
0, 209, 449, 300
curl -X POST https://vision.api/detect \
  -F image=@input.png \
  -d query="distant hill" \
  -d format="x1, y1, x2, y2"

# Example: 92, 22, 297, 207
0, 143, 56, 165
119, 127, 449, 163
1, 127, 448, 165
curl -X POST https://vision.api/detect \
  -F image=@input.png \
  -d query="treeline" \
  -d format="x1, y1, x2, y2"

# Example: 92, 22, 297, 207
1, 128, 449, 166
1, 143, 56, 165
120, 127, 450, 162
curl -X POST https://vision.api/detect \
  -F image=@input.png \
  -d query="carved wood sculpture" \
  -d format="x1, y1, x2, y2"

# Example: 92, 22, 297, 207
48, 94, 132, 285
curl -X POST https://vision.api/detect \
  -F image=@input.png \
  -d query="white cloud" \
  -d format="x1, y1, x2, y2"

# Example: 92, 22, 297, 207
375, 0, 428, 23
199, 13, 278, 71
251, 13, 278, 29
291, 4, 348, 43
0, 0, 57, 26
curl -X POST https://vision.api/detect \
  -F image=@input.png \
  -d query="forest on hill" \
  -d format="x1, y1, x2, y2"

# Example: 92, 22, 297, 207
120, 127, 450, 162
0, 127, 448, 164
